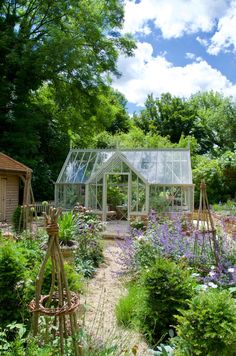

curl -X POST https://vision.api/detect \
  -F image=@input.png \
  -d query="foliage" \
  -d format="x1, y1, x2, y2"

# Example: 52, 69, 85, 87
120, 216, 236, 289
133, 91, 236, 155
58, 211, 76, 245
73, 212, 104, 276
105, 125, 175, 149
193, 150, 236, 205
107, 175, 126, 208
12, 206, 23, 233
212, 200, 236, 216
116, 283, 146, 328
174, 289, 236, 355
134, 93, 198, 143
0, 322, 119, 355
134, 258, 196, 345
189, 91, 236, 155
130, 220, 146, 230
149, 343, 175, 355
193, 155, 225, 204
0, 0, 135, 199
0, 242, 27, 327
116, 256, 196, 345
74, 259, 97, 278
149, 192, 170, 213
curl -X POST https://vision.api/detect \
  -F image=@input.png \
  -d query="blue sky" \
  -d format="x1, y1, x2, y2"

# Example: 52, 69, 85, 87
112, 0, 236, 113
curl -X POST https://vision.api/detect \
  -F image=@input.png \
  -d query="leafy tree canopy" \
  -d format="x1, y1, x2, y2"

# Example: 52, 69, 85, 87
134, 93, 197, 143
133, 91, 236, 156
0, 0, 135, 152
0, 0, 135, 199
189, 91, 236, 155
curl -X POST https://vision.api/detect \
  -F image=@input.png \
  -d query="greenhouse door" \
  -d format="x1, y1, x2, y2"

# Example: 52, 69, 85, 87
103, 173, 131, 221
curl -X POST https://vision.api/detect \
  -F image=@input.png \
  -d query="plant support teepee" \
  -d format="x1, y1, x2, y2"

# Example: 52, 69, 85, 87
195, 180, 220, 266
29, 207, 82, 355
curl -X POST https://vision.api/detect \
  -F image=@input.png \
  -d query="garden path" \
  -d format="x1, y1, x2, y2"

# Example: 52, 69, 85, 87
82, 239, 150, 355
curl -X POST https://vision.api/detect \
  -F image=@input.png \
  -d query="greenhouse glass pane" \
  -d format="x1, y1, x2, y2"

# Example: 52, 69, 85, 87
181, 161, 190, 182
181, 151, 189, 161
173, 162, 181, 183
83, 154, 97, 181
123, 151, 141, 163
146, 163, 157, 183
91, 152, 114, 176
165, 163, 173, 183
156, 163, 165, 183
173, 151, 181, 160
165, 151, 173, 161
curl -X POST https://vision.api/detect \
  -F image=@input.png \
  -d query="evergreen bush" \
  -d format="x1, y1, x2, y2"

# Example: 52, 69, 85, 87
136, 258, 196, 344
175, 289, 236, 355
0, 243, 26, 327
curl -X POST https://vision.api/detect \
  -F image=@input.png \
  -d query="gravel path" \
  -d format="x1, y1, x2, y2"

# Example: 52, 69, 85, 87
82, 239, 150, 355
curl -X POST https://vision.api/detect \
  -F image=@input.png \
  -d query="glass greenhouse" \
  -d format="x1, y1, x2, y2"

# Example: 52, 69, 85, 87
55, 149, 194, 220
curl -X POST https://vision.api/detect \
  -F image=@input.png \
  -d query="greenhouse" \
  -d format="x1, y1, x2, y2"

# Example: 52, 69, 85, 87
55, 148, 194, 220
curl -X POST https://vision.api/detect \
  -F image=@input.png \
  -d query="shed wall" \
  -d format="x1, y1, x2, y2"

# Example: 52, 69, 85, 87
0, 175, 19, 222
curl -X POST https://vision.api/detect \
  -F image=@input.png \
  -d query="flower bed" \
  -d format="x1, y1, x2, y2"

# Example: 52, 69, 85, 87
116, 214, 236, 353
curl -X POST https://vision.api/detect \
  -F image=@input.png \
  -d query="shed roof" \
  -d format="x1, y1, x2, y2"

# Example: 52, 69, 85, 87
0, 152, 32, 173
56, 148, 192, 185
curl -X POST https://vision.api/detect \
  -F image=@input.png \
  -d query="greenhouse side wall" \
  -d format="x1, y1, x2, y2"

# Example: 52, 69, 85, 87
149, 185, 194, 213
55, 183, 85, 209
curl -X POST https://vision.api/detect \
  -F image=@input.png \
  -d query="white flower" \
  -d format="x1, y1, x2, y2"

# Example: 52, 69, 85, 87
209, 271, 216, 277
210, 266, 215, 270
135, 235, 144, 241
198, 284, 208, 291
228, 267, 235, 273
191, 273, 200, 278
208, 282, 218, 288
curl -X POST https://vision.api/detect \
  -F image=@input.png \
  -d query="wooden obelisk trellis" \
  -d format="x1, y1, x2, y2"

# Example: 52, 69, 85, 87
195, 180, 219, 266
29, 208, 82, 355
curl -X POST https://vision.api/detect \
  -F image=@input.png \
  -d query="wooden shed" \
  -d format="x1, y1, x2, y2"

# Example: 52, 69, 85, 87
0, 153, 33, 222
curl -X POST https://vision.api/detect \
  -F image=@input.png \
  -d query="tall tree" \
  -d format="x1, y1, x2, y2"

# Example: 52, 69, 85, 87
134, 93, 197, 143
190, 91, 236, 155
0, 0, 135, 198
0, 0, 135, 151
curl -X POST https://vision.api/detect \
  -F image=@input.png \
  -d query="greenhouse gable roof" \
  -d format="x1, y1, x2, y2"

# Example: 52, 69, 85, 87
56, 148, 192, 185
87, 151, 148, 184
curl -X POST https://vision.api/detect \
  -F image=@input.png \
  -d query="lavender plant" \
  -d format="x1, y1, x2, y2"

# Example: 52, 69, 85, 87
119, 215, 236, 290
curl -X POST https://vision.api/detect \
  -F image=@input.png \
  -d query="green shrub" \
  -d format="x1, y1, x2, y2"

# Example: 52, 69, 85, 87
134, 239, 160, 270
40, 260, 84, 295
0, 242, 27, 327
74, 259, 96, 278
135, 258, 196, 345
12, 206, 23, 233
174, 289, 236, 355
130, 220, 145, 230
73, 213, 104, 275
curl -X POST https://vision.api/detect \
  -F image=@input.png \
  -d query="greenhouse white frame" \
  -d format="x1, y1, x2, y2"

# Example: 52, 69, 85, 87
55, 148, 194, 220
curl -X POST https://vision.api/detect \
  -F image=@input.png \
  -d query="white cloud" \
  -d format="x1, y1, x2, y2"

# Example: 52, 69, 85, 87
185, 53, 203, 62
196, 36, 209, 47
208, 1, 236, 54
113, 42, 236, 107
123, 0, 228, 39
186, 52, 196, 60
